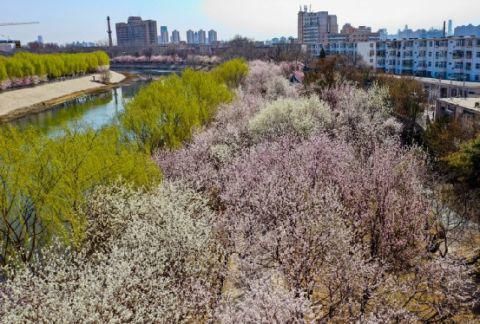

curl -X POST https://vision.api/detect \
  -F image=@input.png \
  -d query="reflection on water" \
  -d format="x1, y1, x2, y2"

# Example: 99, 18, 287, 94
13, 80, 150, 134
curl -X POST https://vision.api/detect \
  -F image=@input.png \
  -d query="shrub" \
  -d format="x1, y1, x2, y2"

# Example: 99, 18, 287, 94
444, 134, 480, 188
216, 272, 312, 323
244, 60, 299, 100
265, 76, 299, 100
335, 142, 431, 265
248, 96, 332, 141
212, 58, 249, 89
215, 134, 462, 320
156, 91, 266, 193
321, 83, 402, 150
0, 182, 226, 322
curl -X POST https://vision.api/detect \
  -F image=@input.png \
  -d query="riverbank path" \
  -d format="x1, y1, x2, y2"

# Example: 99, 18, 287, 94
0, 71, 125, 121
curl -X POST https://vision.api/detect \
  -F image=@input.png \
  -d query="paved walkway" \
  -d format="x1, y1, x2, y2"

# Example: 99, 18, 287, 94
0, 71, 125, 120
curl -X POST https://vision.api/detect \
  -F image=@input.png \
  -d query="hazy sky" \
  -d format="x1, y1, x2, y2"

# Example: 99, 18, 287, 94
1, 0, 478, 44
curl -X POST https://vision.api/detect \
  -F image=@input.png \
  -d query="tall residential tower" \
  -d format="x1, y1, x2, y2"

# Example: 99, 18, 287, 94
116, 16, 158, 47
198, 29, 207, 44
208, 29, 218, 44
160, 26, 169, 44
186, 30, 195, 44
297, 5, 338, 45
171, 30, 181, 44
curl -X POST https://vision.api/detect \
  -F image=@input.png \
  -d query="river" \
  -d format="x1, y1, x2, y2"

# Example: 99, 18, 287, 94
11, 76, 152, 134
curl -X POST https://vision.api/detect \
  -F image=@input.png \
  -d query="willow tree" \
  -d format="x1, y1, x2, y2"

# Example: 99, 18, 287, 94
0, 58, 7, 80
0, 125, 160, 266
0, 51, 110, 82
211, 58, 249, 89
121, 62, 239, 153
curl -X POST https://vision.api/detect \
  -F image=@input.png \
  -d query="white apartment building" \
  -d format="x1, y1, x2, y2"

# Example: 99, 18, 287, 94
326, 39, 378, 67
325, 36, 480, 83
376, 36, 480, 82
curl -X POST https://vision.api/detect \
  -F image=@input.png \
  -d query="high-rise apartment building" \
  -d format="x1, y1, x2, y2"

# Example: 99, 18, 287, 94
198, 29, 207, 44
186, 30, 195, 44
297, 5, 338, 45
186, 28, 217, 45
448, 20, 454, 36
116, 16, 158, 47
208, 29, 218, 44
171, 30, 180, 44
160, 26, 169, 44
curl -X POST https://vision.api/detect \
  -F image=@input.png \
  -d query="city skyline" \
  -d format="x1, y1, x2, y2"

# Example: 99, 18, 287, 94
1, 0, 479, 44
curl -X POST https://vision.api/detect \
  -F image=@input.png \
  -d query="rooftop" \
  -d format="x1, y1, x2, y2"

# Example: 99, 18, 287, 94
386, 75, 480, 88
413, 76, 480, 88
384, 35, 479, 41
438, 97, 480, 112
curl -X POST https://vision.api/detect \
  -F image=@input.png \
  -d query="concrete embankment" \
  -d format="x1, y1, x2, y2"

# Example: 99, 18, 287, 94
0, 71, 126, 123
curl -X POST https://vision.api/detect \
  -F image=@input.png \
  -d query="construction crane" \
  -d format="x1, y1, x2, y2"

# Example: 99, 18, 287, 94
0, 22, 40, 27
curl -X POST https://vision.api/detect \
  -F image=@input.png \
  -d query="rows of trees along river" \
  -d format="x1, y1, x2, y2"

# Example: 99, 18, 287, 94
0, 51, 110, 90
0, 58, 249, 266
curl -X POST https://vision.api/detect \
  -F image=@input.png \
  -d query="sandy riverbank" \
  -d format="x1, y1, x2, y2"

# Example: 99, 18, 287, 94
0, 71, 126, 122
